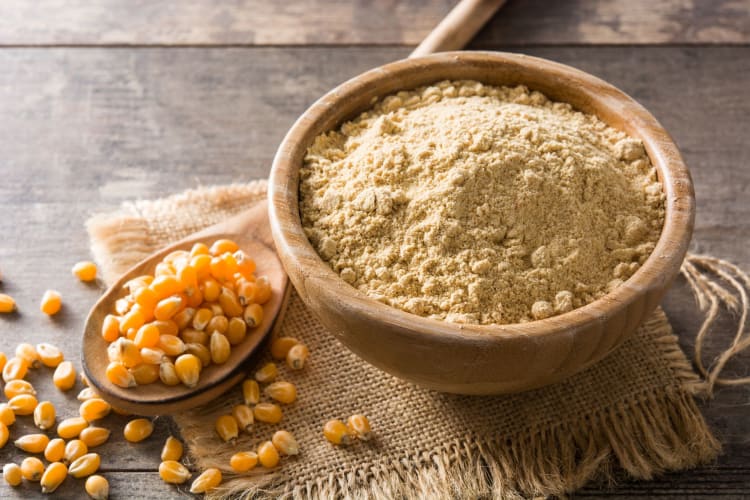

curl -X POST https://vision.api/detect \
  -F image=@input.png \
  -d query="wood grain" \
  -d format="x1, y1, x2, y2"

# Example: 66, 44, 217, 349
0, 0, 748, 46
0, 46, 747, 497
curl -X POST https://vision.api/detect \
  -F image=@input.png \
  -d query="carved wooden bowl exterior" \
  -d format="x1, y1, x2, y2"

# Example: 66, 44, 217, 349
268, 51, 695, 394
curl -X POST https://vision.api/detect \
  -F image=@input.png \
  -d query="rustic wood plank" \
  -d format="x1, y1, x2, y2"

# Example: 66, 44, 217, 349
0, 46, 748, 498
0, 0, 748, 46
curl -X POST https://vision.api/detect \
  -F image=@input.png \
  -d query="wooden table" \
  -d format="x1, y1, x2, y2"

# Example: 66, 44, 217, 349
0, 1, 748, 497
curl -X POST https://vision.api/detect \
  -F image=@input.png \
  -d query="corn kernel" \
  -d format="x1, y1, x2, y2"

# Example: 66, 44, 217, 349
72, 261, 98, 282
152, 319, 179, 336
185, 343, 211, 367
0, 293, 15, 313
235, 279, 257, 306
180, 328, 208, 345
134, 323, 160, 349
174, 353, 201, 388
21, 457, 45, 481
257, 441, 280, 468
36, 343, 64, 368
68, 452, 101, 478
191, 307, 212, 331
255, 276, 272, 305
2, 356, 29, 382
0, 403, 15, 426
177, 265, 198, 296
154, 295, 184, 321
63, 439, 88, 464
132, 363, 160, 384
16, 343, 41, 368
159, 460, 190, 484
207, 302, 223, 316
286, 344, 309, 370
323, 419, 352, 445
215, 414, 239, 442
191, 254, 212, 280
272, 430, 299, 456
347, 414, 372, 441
44, 438, 66, 462
107, 338, 140, 367
0, 422, 8, 448
158, 334, 186, 357
210, 239, 239, 256
170, 308, 193, 331
79, 426, 111, 448
230, 451, 258, 473
255, 362, 278, 383
123, 418, 153, 442
159, 359, 180, 386
270, 337, 299, 360
140, 347, 165, 365
85, 474, 109, 500
265, 381, 297, 405
209, 331, 231, 365
57, 416, 88, 439
100, 315, 120, 342
15, 433, 50, 453
40, 461, 67, 493
4, 379, 36, 399
77, 387, 98, 402
161, 436, 183, 461
3, 463, 22, 486
243, 303, 264, 328
124, 275, 152, 293
0, 352, 6, 371
53, 361, 77, 391
207, 314, 229, 335
191, 242, 210, 257
189, 467, 222, 494
114, 297, 132, 316
154, 262, 175, 277
150, 275, 183, 299
242, 379, 260, 405
201, 278, 221, 302
9, 393, 38, 415
234, 250, 256, 279
164, 249, 189, 266
106, 361, 136, 388
40, 290, 62, 315
33, 400, 56, 429
218, 287, 243, 317
232, 404, 254, 432
119, 307, 145, 334
79, 398, 111, 421
253, 403, 283, 424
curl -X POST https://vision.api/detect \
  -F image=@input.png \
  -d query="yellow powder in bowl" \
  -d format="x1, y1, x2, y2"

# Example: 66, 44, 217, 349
299, 81, 664, 325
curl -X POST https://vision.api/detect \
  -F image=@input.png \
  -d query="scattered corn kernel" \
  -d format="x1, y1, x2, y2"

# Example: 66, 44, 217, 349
63, 439, 88, 464
242, 379, 260, 405
243, 303, 264, 328
72, 261, 98, 282
68, 452, 101, 478
161, 436, 183, 461
210, 239, 239, 256
209, 331, 231, 364
0, 422, 8, 448
232, 404, 254, 432
265, 381, 297, 404
0, 294, 15, 313
323, 419, 352, 446
40, 289, 62, 315
124, 418, 153, 442
253, 403, 283, 424
79, 426, 111, 448
33, 400, 56, 429
154, 295, 184, 321
218, 287, 243, 317
174, 353, 201, 388
77, 387, 98, 402
150, 275, 182, 300
255, 362, 278, 383
207, 314, 229, 335
215, 414, 239, 442
159, 359, 180, 386
140, 347, 165, 365
4, 379, 36, 399
286, 344, 309, 370
270, 337, 299, 360
101, 315, 121, 342
53, 361, 77, 391
0, 403, 15, 426
347, 414, 372, 441
158, 334, 186, 357
159, 460, 190, 484
36, 343, 64, 368
21, 456, 45, 481
230, 451, 258, 473
192, 307, 213, 331
225, 316, 246, 344
85, 474, 109, 500
79, 398, 111, 421
9, 393, 38, 415
40, 461, 67, 493
272, 430, 300, 456
257, 440, 280, 468
185, 343, 211, 367
152, 319, 178, 336
57, 416, 88, 439
44, 438, 66, 462
106, 361, 136, 388
0, 352, 6, 372
15, 343, 41, 368
119, 307, 145, 333
3, 356, 29, 382
3, 463, 22, 486
15, 433, 50, 453
189, 467, 222, 494
131, 363, 160, 385
134, 323, 160, 349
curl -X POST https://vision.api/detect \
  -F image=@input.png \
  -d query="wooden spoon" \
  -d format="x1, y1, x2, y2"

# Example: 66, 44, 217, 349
82, 202, 290, 416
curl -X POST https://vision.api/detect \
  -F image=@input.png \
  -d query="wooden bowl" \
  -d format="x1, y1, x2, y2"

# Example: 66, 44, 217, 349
268, 51, 694, 394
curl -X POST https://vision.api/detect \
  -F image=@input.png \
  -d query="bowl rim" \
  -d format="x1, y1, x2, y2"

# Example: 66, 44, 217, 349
269, 50, 694, 342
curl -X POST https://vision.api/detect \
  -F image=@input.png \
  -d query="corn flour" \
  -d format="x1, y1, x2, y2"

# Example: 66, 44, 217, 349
299, 81, 664, 325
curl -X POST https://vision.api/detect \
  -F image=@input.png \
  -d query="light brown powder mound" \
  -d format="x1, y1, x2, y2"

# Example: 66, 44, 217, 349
299, 80, 665, 325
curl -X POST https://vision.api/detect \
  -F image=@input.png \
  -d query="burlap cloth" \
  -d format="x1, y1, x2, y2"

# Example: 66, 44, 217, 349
87, 181, 721, 499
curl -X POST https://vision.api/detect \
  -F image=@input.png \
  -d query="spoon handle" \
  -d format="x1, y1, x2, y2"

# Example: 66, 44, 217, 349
410, 0, 506, 58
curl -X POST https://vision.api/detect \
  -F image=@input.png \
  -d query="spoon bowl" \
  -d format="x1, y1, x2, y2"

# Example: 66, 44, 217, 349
82, 202, 289, 415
